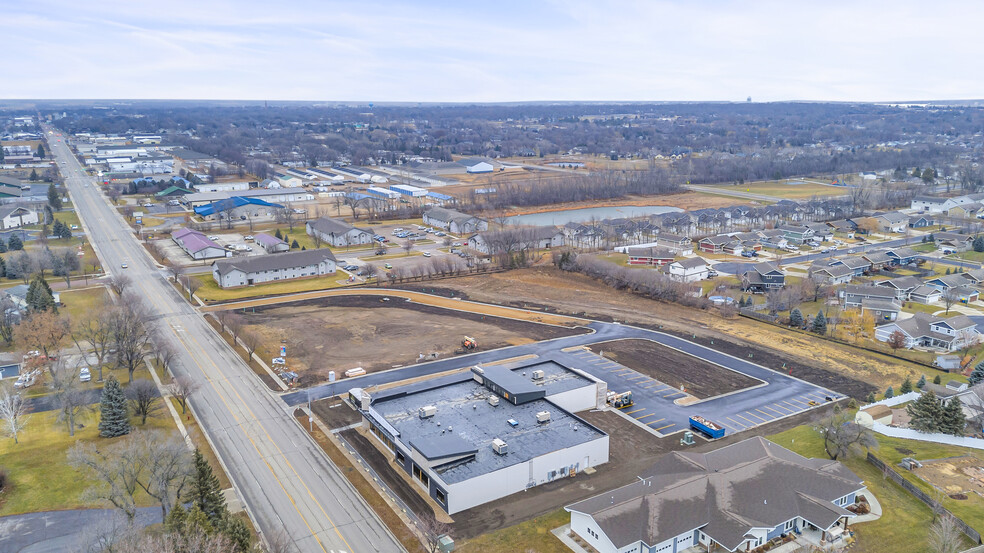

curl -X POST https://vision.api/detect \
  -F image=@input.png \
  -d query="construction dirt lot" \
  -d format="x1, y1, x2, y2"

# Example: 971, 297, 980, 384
396, 267, 913, 399
237, 294, 586, 386
588, 339, 759, 399
913, 455, 984, 501
321, 397, 839, 539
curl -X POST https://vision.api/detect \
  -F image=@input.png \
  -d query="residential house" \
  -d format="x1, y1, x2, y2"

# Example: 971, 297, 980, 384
934, 232, 974, 252
826, 219, 856, 235
874, 276, 923, 301
861, 251, 893, 271
873, 211, 908, 233
804, 222, 834, 242
809, 263, 854, 285
655, 232, 693, 254
840, 284, 899, 309
850, 216, 880, 234
862, 297, 901, 322
961, 268, 984, 286
212, 249, 336, 288
741, 262, 785, 292
732, 232, 763, 251
566, 437, 866, 553
625, 247, 675, 266
171, 228, 230, 260
831, 256, 872, 277
908, 215, 935, 228
757, 229, 788, 249
667, 257, 710, 282
948, 202, 984, 219
305, 217, 375, 247
884, 247, 918, 266
422, 207, 488, 234
925, 274, 981, 302
697, 235, 734, 254
874, 312, 980, 351
908, 285, 942, 305
254, 232, 289, 254
778, 224, 815, 244
0, 206, 38, 230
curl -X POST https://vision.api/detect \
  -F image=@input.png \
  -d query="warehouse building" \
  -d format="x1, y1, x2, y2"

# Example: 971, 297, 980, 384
211, 249, 336, 288
172, 228, 230, 260
306, 216, 375, 247
351, 357, 609, 514
390, 184, 428, 197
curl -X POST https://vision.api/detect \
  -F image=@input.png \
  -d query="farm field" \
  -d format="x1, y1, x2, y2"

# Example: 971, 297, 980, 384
698, 179, 845, 199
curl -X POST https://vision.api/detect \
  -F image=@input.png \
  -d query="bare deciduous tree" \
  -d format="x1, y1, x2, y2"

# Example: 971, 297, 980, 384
109, 300, 151, 383
49, 358, 90, 436
241, 330, 262, 360
126, 379, 163, 425
153, 338, 177, 374
0, 297, 17, 346
0, 381, 30, 444
815, 406, 878, 460
72, 312, 114, 381
419, 514, 453, 553
928, 514, 963, 553
166, 375, 199, 415
942, 288, 960, 315
109, 274, 131, 296
226, 313, 244, 344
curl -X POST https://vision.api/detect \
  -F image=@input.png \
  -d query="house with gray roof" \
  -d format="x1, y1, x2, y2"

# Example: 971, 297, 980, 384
566, 437, 865, 553
253, 232, 288, 254
422, 206, 488, 234
668, 257, 710, 282
305, 216, 374, 247
808, 262, 854, 285
874, 275, 923, 301
740, 262, 784, 292
0, 205, 38, 230
211, 249, 336, 288
875, 312, 980, 351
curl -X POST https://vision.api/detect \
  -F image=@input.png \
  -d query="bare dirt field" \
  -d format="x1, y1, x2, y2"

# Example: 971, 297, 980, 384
237, 294, 585, 386
398, 267, 894, 399
913, 456, 984, 500
588, 339, 759, 399
480, 192, 748, 218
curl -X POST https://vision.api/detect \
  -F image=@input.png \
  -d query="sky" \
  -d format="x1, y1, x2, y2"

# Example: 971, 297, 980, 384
3, 0, 983, 103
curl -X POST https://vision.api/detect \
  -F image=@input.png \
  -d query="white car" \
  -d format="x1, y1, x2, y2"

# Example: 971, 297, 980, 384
143, 203, 154, 208
79, 367, 91, 382
422, 251, 432, 257
121, 262, 128, 269
208, 235, 219, 241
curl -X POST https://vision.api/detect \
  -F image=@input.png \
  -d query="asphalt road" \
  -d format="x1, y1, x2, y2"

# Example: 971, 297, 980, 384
285, 320, 843, 439
0, 507, 161, 553
47, 129, 403, 553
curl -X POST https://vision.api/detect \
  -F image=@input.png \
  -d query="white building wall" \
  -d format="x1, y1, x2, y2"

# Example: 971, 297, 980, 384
569, 512, 619, 553
445, 434, 608, 514
546, 385, 598, 413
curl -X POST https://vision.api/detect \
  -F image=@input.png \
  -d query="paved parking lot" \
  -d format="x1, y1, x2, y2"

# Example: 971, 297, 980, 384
554, 346, 844, 438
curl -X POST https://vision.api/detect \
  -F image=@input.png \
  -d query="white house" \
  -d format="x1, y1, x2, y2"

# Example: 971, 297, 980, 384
668, 257, 710, 282
423, 207, 488, 234
305, 217, 375, 247
211, 249, 336, 288
874, 312, 981, 351
468, 227, 564, 256
0, 206, 38, 230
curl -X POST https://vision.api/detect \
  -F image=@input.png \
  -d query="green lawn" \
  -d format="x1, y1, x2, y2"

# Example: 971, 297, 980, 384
195, 274, 351, 303
911, 242, 938, 253
768, 425, 978, 553
950, 250, 984, 264
0, 399, 177, 515
59, 286, 110, 321
700, 179, 842, 199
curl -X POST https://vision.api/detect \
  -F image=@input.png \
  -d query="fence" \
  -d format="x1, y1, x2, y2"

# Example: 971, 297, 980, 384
870, 422, 984, 451
865, 392, 921, 408
866, 453, 982, 543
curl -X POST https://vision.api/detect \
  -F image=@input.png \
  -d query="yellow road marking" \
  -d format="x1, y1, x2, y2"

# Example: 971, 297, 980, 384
744, 411, 767, 422
636, 413, 658, 420
624, 408, 645, 415
646, 418, 666, 425
653, 424, 674, 432
735, 413, 756, 425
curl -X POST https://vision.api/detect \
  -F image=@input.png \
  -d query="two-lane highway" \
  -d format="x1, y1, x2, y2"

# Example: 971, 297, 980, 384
45, 129, 403, 553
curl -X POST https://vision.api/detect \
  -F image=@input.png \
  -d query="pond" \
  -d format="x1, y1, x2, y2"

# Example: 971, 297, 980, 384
506, 205, 682, 226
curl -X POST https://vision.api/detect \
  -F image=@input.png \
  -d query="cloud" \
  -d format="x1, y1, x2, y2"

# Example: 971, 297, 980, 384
2, 0, 983, 101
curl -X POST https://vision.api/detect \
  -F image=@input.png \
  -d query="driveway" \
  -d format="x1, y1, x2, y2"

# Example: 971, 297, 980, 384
0, 507, 162, 553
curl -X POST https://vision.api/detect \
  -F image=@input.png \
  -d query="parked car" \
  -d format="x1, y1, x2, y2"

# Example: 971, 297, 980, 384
422, 252, 432, 257
384, 263, 393, 269
741, 251, 755, 258
452, 242, 462, 247
707, 270, 719, 278
208, 235, 220, 241
79, 367, 91, 382
244, 235, 254, 241
343, 264, 359, 271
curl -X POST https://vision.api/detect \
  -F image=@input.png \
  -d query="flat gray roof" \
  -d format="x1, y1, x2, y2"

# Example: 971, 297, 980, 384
369, 378, 605, 484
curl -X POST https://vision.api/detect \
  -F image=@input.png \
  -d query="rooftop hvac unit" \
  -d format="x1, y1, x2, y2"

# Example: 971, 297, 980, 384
536, 411, 551, 423
471, 366, 485, 384
488, 396, 500, 407
419, 405, 437, 419
531, 369, 545, 380
492, 438, 508, 455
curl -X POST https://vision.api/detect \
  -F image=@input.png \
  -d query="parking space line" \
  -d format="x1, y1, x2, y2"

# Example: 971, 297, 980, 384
755, 408, 774, 420
613, 369, 634, 376
624, 408, 645, 415
646, 418, 666, 426
642, 382, 665, 389
636, 413, 658, 420
664, 392, 685, 398
653, 424, 675, 432
627, 375, 650, 381
648, 386, 671, 393
726, 417, 747, 429
735, 413, 757, 425
785, 397, 808, 407
764, 404, 791, 415
744, 411, 767, 422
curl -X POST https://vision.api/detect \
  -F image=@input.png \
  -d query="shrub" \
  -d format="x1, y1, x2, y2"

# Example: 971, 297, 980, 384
0, 467, 7, 491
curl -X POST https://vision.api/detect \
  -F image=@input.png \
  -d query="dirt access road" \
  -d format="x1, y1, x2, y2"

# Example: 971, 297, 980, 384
238, 294, 585, 386
589, 339, 759, 399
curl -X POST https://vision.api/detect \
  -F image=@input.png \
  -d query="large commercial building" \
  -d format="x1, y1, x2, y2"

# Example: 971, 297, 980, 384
352, 357, 609, 514
172, 228, 230, 260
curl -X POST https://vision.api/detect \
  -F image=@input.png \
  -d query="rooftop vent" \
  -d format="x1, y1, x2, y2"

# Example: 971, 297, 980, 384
536, 411, 551, 423
492, 438, 508, 455
419, 405, 437, 419
531, 369, 545, 380
488, 396, 500, 407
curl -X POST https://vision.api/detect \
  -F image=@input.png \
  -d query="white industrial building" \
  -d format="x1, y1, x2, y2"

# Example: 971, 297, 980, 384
184, 187, 314, 208
366, 186, 401, 200
390, 184, 428, 197
211, 249, 336, 288
194, 181, 250, 193
352, 357, 609, 514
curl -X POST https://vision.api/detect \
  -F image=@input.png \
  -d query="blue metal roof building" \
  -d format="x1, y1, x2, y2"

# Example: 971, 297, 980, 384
194, 196, 284, 217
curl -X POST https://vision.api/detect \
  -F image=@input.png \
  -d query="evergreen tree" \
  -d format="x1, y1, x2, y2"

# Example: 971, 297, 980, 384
0, 256, 6, 279
971, 361, 984, 385
916, 374, 927, 389
52, 220, 64, 237
98, 376, 131, 437
8, 234, 23, 251
26, 274, 56, 313
274, 228, 282, 239
900, 376, 913, 394
865, 391, 876, 403
29, 169, 38, 182
189, 449, 227, 526
291, 239, 300, 249
221, 516, 253, 553
974, 235, 984, 253
164, 503, 187, 534
884, 386, 894, 399
59, 223, 72, 239
927, 233, 936, 243
812, 310, 827, 335
0, 238, 8, 253
35, 143, 45, 159
789, 308, 803, 328
47, 183, 62, 210
907, 390, 944, 432
946, 268, 952, 275
941, 398, 967, 436
934, 374, 942, 385
183, 504, 214, 536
